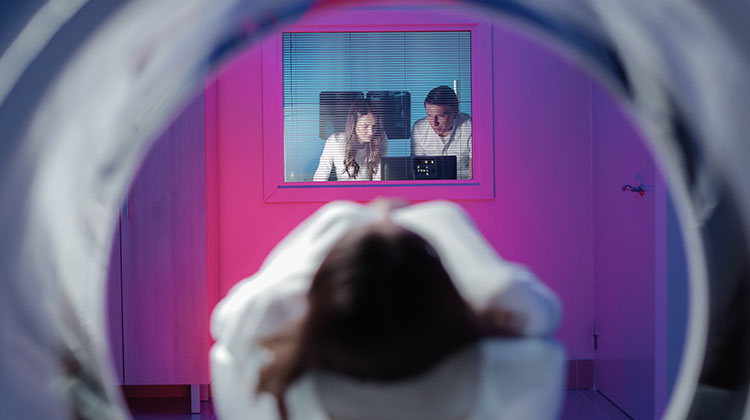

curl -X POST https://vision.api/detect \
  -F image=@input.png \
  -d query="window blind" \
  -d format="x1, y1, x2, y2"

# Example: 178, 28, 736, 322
283, 31, 472, 182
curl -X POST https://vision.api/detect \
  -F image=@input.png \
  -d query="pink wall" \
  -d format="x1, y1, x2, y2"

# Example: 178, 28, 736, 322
207, 9, 595, 359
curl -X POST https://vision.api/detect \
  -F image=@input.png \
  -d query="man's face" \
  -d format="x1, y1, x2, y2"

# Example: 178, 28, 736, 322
425, 104, 456, 137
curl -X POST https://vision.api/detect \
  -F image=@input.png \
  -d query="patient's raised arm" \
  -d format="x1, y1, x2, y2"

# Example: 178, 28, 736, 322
391, 201, 561, 336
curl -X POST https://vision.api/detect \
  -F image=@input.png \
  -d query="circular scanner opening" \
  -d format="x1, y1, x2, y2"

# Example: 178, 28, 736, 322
1, 1, 747, 419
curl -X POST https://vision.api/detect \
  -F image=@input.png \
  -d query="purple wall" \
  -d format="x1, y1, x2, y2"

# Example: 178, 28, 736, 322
588, 79, 687, 418
591, 80, 656, 420
208, 12, 596, 359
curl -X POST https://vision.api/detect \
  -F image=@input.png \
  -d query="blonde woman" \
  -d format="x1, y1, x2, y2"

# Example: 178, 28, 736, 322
313, 99, 387, 181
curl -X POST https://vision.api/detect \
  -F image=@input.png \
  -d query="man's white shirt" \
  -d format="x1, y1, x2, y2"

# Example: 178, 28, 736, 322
411, 113, 472, 179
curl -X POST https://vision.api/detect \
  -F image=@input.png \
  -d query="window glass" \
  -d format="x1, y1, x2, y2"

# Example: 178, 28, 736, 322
283, 31, 472, 182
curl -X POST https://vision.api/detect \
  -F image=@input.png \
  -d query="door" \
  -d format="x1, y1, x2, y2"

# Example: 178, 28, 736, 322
592, 83, 656, 419
119, 94, 209, 385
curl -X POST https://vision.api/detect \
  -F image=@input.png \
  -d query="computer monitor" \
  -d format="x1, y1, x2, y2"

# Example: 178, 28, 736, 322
380, 156, 457, 180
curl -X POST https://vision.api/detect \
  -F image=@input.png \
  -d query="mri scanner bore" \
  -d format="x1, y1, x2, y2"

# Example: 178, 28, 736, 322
103, 4, 689, 419
0, 0, 748, 419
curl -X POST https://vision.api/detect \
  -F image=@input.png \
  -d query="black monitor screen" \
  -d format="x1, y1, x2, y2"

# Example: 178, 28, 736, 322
381, 156, 457, 180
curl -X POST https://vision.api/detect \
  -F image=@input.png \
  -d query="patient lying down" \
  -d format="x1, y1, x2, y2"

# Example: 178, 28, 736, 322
210, 200, 565, 420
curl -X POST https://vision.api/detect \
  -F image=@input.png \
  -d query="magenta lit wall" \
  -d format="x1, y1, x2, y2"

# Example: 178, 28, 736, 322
207, 11, 596, 359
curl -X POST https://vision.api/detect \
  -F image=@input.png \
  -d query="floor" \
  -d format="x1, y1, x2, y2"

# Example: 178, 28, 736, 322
128, 390, 632, 420
127, 398, 216, 420
560, 390, 633, 420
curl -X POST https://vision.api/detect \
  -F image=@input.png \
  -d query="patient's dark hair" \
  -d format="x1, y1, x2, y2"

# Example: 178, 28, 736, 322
256, 223, 519, 419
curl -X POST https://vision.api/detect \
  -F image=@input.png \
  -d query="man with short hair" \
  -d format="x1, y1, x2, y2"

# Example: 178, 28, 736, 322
411, 85, 473, 179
